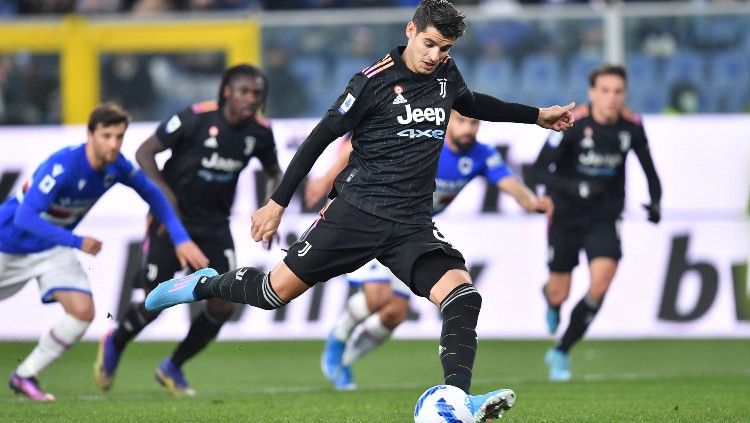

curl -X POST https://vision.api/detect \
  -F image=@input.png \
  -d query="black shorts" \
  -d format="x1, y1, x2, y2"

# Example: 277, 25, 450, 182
284, 198, 467, 297
547, 214, 622, 272
141, 221, 235, 291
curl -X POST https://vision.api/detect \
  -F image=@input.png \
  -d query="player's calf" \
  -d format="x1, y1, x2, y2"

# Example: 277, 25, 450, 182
438, 283, 481, 393
194, 267, 288, 310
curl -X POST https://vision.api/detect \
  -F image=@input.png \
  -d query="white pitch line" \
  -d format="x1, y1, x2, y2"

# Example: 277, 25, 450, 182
1, 370, 747, 403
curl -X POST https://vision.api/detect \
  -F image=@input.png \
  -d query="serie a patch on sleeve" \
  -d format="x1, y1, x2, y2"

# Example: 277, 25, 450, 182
166, 115, 181, 134
338, 93, 356, 115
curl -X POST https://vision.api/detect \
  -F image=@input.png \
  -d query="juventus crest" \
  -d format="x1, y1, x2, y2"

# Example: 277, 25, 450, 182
437, 78, 447, 98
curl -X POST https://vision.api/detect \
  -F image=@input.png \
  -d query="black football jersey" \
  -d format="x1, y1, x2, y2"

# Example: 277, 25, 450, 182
154, 101, 278, 225
322, 46, 470, 224
534, 105, 661, 218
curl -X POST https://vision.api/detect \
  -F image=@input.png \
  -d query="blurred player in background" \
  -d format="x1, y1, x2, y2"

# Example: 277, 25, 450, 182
144, 1, 573, 420
533, 64, 662, 381
95, 64, 282, 396
309, 110, 553, 390
0, 103, 207, 401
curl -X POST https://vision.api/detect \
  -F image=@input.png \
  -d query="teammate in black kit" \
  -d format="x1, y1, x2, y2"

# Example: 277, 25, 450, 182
145, 1, 573, 419
95, 64, 282, 396
533, 64, 662, 382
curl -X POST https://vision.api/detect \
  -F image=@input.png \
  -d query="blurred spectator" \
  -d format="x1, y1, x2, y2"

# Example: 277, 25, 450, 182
475, 20, 538, 62
148, 52, 225, 117
641, 29, 677, 57
0, 54, 59, 124
128, 0, 177, 13
17, 0, 75, 14
689, 15, 743, 51
264, 45, 309, 118
260, 0, 311, 9
577, 23, 604, 59
664, 81, 701, 114
101, 54, 157, 120
76, 0, 122, 14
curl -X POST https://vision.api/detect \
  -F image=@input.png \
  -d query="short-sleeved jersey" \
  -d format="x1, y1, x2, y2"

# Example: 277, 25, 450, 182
433, 141, 512, 215
155, 101, 278, 225
324, 46, 470, 225
539, 105, 651, 217
0, 144, 184, 254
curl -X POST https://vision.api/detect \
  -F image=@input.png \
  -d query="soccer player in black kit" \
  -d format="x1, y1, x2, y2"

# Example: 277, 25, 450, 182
145, 1, 574, 419
94, 64, 282, 396
533, 64, 662, 382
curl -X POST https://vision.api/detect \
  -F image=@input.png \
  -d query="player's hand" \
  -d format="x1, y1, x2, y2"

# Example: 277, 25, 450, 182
537, 102, 575, 132
261, 233, 280, 251
304, 177, 330, 209
643, 203, 661, 224
175, 240, 209, 270
534, 195, 554, 218
80, 237, 103, 256
251, 200, 285, 243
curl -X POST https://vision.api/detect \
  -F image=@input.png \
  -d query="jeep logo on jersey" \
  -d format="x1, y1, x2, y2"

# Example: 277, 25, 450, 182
578, 150, 623, 168
397, 129, 444, 140
397, 105, 446, 126
202, 152, 244, 172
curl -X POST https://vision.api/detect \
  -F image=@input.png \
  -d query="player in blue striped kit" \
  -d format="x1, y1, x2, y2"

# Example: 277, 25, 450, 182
310, 110, 553, 390
0, 103, 207, 401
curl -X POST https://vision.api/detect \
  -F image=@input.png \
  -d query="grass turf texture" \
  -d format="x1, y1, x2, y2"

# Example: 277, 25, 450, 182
1, 339, 748, 422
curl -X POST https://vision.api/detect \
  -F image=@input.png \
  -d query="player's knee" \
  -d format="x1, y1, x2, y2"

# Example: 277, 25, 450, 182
411, 250, 468, 298
464, 287, 482, 310
545, 285, 569, 304
364, 286, 391, 311
380, 298, 408, 328
441, 283, 481, 310
68, 302, 95, 322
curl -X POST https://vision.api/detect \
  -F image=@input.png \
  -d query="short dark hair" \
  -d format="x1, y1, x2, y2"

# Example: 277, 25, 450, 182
217, 63, 269, 112
412, 0, 466, 40
87, 102, 130, 132
589, 64, 627, 88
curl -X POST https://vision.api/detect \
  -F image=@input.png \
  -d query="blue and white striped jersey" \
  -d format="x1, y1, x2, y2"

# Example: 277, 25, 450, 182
0, 144, 188, 254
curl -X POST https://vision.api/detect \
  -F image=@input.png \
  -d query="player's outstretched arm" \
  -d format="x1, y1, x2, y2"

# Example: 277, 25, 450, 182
262, 163, 284, 207
254, 121, 340, 243
632, 130, 662, 224
537, 103, 575, 132
453, 91, 540, 124
453, 90, 574, 131
497, 176, 554, 217
136, 135, 180, 214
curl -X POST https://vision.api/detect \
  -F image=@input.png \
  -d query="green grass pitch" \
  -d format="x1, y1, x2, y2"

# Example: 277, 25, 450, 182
1, 339, 748, 422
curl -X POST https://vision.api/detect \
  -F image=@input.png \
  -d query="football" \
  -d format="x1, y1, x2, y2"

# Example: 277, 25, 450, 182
414, 385, 473, 423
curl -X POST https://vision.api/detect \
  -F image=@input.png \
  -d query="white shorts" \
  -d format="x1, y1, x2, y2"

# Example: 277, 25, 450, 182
0, 246, 90, 303
346, 259, 411, 298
